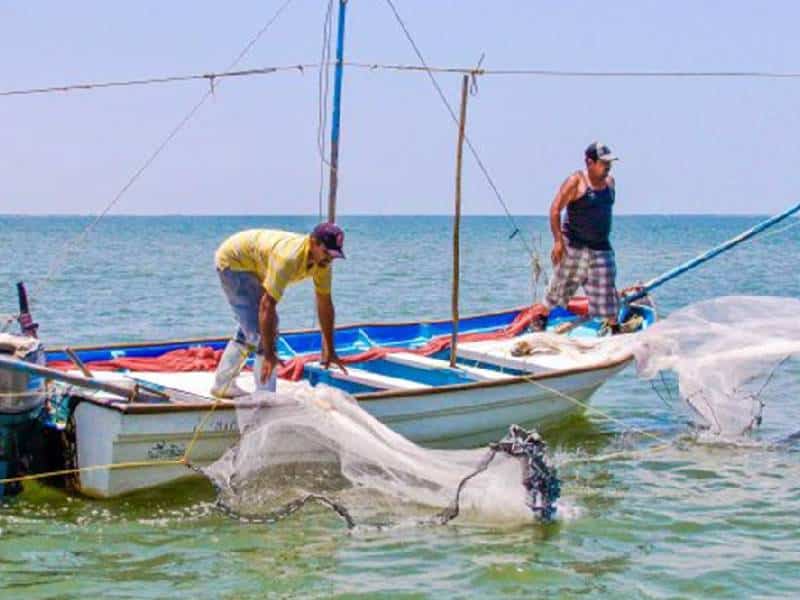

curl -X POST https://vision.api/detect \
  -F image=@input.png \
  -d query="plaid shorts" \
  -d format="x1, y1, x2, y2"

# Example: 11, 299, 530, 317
544, 244, 619, 319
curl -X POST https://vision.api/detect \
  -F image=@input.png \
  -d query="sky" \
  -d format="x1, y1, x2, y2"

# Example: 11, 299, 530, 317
2, 1, 800, 216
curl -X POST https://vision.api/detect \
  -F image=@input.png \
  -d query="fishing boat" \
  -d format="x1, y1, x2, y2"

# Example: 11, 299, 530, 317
0, 1, 658, 500
5, 2, 796, 501
34, 300, 654, 498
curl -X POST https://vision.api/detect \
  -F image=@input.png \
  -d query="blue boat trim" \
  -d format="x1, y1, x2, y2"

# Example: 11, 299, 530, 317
42, 304, 656, 406
46, 306, 530, 363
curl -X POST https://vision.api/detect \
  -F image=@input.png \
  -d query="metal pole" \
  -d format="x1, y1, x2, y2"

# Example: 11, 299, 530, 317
0, 355, 164, 402
327, 0, 348, 223
450, 75, 470, 367
624, 200, 800, 304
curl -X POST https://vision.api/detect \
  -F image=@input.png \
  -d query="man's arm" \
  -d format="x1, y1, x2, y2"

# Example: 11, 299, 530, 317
549, 173, 580, 265
258, 292, 281, 383
316, 291, 348, 373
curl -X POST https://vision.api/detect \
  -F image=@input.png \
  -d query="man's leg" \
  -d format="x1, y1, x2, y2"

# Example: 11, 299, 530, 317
212, 269, 266, 397
223, 270, 277, 393
540, 245, 588, 329
586, 249, 620, 326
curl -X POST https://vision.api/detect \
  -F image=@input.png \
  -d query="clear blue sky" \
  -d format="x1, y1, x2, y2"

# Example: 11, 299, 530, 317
2, 1, 799, 215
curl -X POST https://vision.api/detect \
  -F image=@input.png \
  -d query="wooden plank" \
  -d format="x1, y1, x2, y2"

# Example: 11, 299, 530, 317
307, 362, 429, 391
386, 352, 512, 381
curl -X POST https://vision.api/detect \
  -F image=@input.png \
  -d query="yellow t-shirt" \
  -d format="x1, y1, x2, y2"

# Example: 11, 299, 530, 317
214, 229, 332, 302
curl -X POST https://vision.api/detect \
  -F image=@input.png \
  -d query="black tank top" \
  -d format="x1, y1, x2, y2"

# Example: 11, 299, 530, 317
563, 173, 614, 251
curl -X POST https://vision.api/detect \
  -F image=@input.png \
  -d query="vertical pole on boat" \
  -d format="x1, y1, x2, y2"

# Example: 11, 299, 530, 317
450, 75, 470, 367
16, 282, 38, 338
327, 0, 348, 223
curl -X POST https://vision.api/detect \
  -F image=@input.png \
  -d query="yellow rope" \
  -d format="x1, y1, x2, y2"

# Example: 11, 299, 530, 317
0, 458, 184, 485
0, 390, 43, 398
1, 345, 671, 487
0, 345, 253, 486
181, 344, 251, 464
181, 396, 222, 466
514, 369, 677, 468
519, 373, 671, 446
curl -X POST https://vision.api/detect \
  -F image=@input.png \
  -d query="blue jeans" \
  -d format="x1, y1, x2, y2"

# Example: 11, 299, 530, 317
217, 268, 271, 354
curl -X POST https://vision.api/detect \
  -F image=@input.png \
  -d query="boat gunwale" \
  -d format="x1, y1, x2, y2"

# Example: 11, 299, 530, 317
65, 352, 633, 415
46, 305, 529, 355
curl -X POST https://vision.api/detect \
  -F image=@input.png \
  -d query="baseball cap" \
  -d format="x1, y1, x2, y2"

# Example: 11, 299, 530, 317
311, 222, 346, 259
585, 141, 619, 163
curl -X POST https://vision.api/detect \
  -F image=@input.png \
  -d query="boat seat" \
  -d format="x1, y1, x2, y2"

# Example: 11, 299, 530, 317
306, 362, 429, 391
385, 352, 512, 381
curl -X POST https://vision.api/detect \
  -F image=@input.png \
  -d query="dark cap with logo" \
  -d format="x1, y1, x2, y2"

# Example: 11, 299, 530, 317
585, 141, 619, 163
311, 222, 346, 259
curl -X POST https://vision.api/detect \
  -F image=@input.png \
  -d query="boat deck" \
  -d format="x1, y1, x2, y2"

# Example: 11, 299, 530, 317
45, 303, 654, 415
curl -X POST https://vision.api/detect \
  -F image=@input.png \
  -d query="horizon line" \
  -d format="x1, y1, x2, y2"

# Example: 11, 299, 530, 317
0, 212, 785, 218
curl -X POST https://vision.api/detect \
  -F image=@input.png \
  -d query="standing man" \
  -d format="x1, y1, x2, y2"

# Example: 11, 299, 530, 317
211, 223, 348, 398
539, 142, 620, 331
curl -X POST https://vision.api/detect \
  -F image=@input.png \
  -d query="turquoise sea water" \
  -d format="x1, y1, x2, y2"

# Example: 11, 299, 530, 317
1, 215, 799, 598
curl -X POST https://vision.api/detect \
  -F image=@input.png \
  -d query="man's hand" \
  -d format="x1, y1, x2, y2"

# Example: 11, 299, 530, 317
260, 353, 285, 384
551, 240, 565, 266
321, 350, 348, 374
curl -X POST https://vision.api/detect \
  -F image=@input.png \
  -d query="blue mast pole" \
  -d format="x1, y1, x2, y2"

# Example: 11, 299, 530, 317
327, 0, 348, 223
624, 201, 800, 305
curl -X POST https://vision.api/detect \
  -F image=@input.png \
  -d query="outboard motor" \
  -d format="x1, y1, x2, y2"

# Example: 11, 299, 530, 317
0, 282, 46, 498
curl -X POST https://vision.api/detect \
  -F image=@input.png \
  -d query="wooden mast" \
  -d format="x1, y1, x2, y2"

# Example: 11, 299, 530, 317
450, 75, 470, 367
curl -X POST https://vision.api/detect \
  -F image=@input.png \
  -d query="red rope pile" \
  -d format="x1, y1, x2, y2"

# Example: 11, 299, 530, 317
48, 345, 224, 373
48, 301, 587, 380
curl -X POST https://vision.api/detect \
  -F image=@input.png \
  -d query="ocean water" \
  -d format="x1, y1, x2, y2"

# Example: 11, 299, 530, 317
1, 214, 799, 598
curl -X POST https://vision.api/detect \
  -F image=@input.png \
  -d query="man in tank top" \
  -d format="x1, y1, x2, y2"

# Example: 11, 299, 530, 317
538, 142, 621, 331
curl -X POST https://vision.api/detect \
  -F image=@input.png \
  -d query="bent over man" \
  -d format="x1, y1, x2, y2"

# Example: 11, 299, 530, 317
540, 142, 620, 330
211, 223, 347, 398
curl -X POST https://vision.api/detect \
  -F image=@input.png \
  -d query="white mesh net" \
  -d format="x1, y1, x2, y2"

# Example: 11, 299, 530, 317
203, 382, 550, 527
202, 296, 800, 526
633, 296, 800, 437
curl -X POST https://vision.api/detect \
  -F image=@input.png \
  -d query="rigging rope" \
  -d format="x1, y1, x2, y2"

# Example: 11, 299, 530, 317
346, 64, 800, 78
310, 0, 336, 330
7, 63, 800, 99
317, 0, 335, 216
30, 0, 298, 308
382, 0, 536, 262
0, 66, 309, 97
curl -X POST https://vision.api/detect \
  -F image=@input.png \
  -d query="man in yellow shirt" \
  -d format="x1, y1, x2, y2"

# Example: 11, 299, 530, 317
211, 223, 347, 398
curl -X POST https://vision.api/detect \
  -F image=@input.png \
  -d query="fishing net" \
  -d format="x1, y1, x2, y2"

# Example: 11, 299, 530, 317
201, 296, 799, 527
202, 382, 560, 528
633, 296, 800, 437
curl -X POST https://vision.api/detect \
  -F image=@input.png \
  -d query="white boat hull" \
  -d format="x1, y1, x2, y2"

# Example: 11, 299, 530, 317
70, 361, 627, 498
